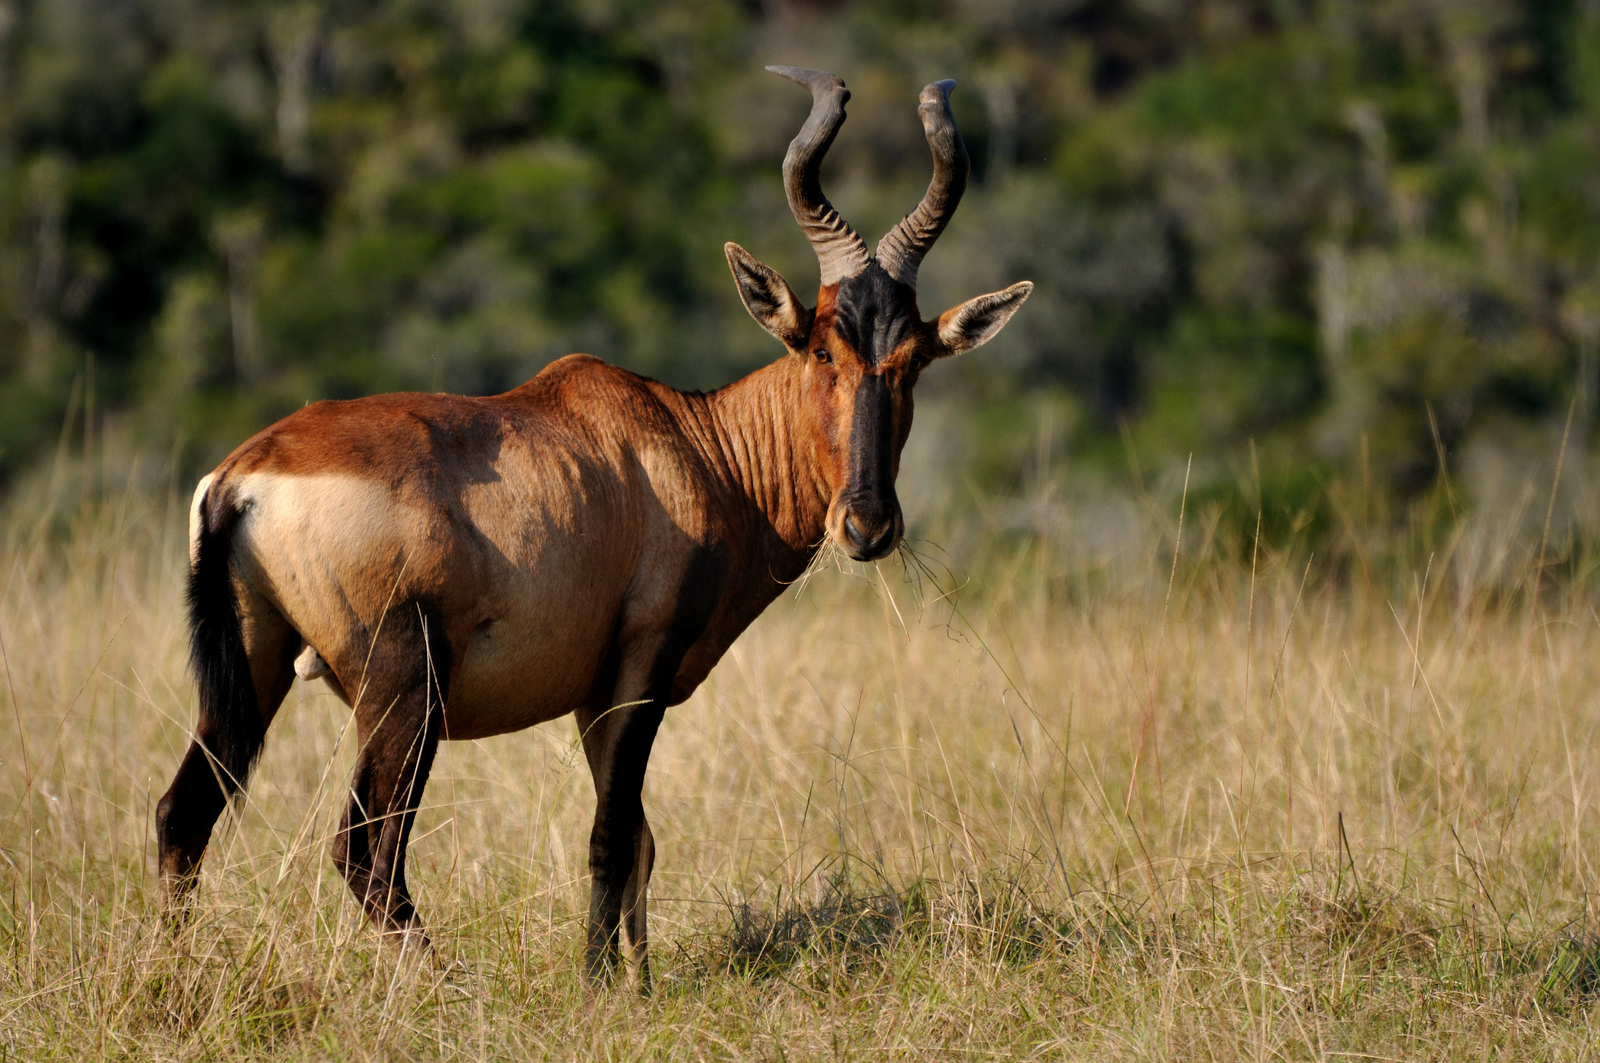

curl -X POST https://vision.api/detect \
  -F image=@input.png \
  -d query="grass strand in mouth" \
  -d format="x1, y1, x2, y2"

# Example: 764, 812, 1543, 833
8, 489, 1600, 1058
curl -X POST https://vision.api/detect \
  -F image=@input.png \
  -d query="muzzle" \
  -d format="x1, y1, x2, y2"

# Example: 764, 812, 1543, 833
835, 495, 904, 562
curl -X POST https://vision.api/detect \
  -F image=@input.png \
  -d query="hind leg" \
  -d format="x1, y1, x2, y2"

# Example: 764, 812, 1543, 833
156, 592, 296, 913
330, 603, 449, 942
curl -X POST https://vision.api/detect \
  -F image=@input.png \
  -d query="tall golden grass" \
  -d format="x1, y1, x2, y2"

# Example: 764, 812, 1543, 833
6, 470, 1600, 1059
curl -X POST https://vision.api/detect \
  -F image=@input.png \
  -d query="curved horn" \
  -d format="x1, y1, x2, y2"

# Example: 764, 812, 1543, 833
767, 65, 871, 286
874, 79, 970, 288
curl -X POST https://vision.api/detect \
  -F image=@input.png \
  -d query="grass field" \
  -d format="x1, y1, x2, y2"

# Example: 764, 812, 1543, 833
7, 477, 1600, 1060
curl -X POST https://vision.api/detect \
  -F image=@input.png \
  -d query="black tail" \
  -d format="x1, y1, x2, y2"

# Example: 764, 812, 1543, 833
187, 484, 264, 799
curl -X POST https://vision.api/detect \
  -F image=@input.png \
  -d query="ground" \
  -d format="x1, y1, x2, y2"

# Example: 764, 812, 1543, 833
5, 489, 1600, 1060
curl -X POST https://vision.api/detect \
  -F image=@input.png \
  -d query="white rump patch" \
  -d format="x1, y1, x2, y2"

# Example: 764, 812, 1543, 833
187, 473, 216, 572
294, 643, 331, 681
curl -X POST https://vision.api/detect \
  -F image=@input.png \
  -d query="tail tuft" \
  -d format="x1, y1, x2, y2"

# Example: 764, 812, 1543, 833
187, 483, 264, 798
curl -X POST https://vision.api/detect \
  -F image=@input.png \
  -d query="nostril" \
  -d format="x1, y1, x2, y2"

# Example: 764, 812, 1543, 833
841, 511, 899, 559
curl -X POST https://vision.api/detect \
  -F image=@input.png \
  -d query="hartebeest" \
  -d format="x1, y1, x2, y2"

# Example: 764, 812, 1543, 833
156, 66, 1031, 987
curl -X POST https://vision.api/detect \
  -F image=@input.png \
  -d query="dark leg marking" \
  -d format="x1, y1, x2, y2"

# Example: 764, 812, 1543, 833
583, 545, 725, 989
156, 519, 297, 922
332, 601, 451, 940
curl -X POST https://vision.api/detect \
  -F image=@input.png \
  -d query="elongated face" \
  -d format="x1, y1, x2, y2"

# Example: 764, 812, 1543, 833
726, 246, 1033, 562
805, 266, 924, 560
729, 67, 1032, 560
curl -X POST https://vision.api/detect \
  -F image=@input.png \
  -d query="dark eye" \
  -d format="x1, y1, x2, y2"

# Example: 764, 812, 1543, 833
813, 348, 831, 364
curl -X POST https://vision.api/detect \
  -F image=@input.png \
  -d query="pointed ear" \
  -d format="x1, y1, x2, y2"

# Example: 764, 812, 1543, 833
934, 281, 1034, 357
725, 242, 812, 351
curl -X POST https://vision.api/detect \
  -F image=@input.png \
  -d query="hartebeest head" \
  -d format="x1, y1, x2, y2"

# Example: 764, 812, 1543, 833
726, 67, 1033, 562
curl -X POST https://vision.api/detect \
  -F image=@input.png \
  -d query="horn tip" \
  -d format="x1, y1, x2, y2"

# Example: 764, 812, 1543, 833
767, 65, 846, 92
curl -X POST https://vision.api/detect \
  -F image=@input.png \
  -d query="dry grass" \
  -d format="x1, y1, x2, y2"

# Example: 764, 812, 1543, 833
8, 480, 1600, 1059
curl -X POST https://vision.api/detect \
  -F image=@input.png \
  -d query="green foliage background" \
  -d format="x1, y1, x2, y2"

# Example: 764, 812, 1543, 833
0, 0, 1595, 525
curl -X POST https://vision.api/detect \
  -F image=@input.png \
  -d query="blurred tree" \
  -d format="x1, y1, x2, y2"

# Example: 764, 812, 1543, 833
0, 0, 1594, 520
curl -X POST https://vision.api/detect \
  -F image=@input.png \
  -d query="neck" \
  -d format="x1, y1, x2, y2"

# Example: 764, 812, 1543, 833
673, 355, 832, 575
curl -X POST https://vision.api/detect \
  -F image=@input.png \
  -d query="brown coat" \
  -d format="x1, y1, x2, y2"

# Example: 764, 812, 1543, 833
155, 66, 1033, 991
205, 352, 831, 740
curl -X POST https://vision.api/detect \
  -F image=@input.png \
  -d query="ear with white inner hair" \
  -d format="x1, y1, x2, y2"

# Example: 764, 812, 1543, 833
725, 242, 813, 351
933, 281, 1034, 357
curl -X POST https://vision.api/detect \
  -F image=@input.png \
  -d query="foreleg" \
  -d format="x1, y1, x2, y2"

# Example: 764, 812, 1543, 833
576, 696, 665, 990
